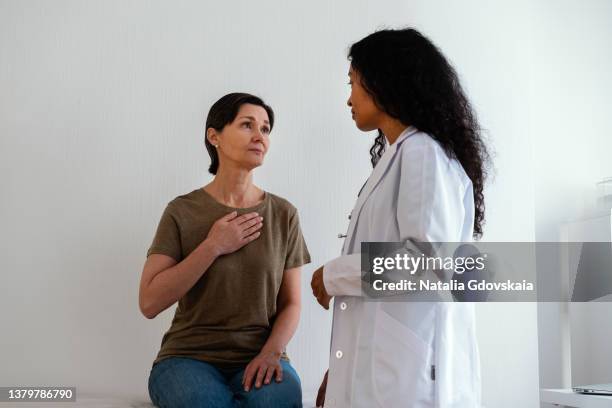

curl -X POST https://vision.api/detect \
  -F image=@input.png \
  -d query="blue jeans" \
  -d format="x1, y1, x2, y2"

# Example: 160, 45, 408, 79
148, 357, 302, 408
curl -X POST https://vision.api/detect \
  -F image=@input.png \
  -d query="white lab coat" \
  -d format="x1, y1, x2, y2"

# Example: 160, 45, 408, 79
322, 126, 481, 408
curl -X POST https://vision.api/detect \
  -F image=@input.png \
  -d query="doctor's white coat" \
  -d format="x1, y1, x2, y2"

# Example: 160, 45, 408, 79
322, 126, 482, 408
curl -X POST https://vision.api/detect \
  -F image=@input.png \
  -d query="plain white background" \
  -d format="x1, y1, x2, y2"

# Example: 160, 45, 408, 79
529, 1, 612, 407
1, 1, 610, 407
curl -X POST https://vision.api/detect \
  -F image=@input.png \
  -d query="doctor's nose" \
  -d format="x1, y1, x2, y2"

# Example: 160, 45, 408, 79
347, 98, 352, 107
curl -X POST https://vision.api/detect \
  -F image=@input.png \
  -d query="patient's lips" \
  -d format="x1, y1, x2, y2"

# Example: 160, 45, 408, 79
248, 144, 265, 155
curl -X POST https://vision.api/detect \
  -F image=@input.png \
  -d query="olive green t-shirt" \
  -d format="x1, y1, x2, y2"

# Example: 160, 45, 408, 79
147, 187, 311, 368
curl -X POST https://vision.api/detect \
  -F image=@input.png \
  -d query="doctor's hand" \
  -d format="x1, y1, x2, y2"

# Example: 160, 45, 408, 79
311, 266, 332, 309
242, 349, 283, 392
316, 369, 328, 407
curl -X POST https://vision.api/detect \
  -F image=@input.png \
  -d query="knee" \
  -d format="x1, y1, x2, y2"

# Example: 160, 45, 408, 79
241, 374, 302, 408
149, 384, 201, 408
148, 358, 231, 408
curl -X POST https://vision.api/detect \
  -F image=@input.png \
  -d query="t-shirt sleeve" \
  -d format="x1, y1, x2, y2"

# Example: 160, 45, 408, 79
146, 202, 182, 262
284, 207, 311, 270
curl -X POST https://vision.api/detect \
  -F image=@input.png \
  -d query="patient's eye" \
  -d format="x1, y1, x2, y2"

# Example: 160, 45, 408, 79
242, 122, 252, 128
262, 126, 270, 134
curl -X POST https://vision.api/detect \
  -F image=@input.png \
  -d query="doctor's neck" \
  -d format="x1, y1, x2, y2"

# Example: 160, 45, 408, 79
379, 117, 410, 145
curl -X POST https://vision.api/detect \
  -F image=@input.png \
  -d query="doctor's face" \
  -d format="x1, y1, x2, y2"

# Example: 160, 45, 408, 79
207, 104, 271, 172
347, 66, 384, 131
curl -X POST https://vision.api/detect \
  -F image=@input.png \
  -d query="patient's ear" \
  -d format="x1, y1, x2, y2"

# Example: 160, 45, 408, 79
207, 128, 219, 146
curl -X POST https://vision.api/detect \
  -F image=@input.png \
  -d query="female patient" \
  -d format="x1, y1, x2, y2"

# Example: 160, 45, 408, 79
140, 93, 310, 408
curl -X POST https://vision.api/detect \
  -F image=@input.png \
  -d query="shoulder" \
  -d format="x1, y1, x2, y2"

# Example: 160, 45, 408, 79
397, 130, 472, 189
266, 192, 298, 216
163, 188, 205, 217
172, 187, 204, 204
398, 131, 446, 157
396, 131, 452, 172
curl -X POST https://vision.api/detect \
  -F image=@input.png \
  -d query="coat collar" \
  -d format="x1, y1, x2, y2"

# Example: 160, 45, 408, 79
390, 125, 418, 150
342, 126, 418, 254
357, 125, 417, 202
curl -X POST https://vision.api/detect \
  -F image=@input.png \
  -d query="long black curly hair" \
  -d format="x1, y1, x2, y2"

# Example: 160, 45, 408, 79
349, 28, 490, 239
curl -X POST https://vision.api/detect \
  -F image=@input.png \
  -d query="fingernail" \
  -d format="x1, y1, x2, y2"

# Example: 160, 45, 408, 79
244, 387, 249, 392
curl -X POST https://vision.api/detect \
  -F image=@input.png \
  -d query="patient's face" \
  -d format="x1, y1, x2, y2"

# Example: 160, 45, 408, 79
347, 66, 383, 132
213, 104, 271, 171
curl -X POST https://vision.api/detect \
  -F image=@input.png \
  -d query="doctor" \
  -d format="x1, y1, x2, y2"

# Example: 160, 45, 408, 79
311, 28, 490, 407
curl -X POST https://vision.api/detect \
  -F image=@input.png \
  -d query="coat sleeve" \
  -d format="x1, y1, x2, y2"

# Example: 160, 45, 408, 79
323, 142, 468, 297
396, 142, 466, 243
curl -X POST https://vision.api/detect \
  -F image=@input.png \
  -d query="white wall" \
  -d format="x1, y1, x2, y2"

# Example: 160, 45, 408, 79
529, 0, 612, 403
0, 1, 553, 406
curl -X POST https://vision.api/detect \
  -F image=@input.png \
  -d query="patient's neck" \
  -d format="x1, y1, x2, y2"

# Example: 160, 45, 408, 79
205, 166, 264, 208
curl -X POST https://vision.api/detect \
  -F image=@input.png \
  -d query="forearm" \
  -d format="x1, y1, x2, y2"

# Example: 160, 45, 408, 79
323, 253, 363, 296
261, 303, 300, 356
142, 239, 220, 318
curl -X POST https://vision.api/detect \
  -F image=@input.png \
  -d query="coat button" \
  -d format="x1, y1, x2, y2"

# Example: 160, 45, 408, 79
335, 350, 343, 359
340, 302, 347, 310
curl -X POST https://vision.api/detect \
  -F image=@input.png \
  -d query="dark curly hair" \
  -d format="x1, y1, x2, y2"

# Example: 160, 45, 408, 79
349, 28, 490, 239
205, 92, 274, 175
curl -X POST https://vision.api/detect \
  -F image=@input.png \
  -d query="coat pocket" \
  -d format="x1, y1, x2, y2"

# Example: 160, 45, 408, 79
372, 307, 434, 407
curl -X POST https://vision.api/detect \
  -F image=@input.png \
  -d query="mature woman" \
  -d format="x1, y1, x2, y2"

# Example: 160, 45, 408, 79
311, 29, 490, 407
140, 93, 310, 408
